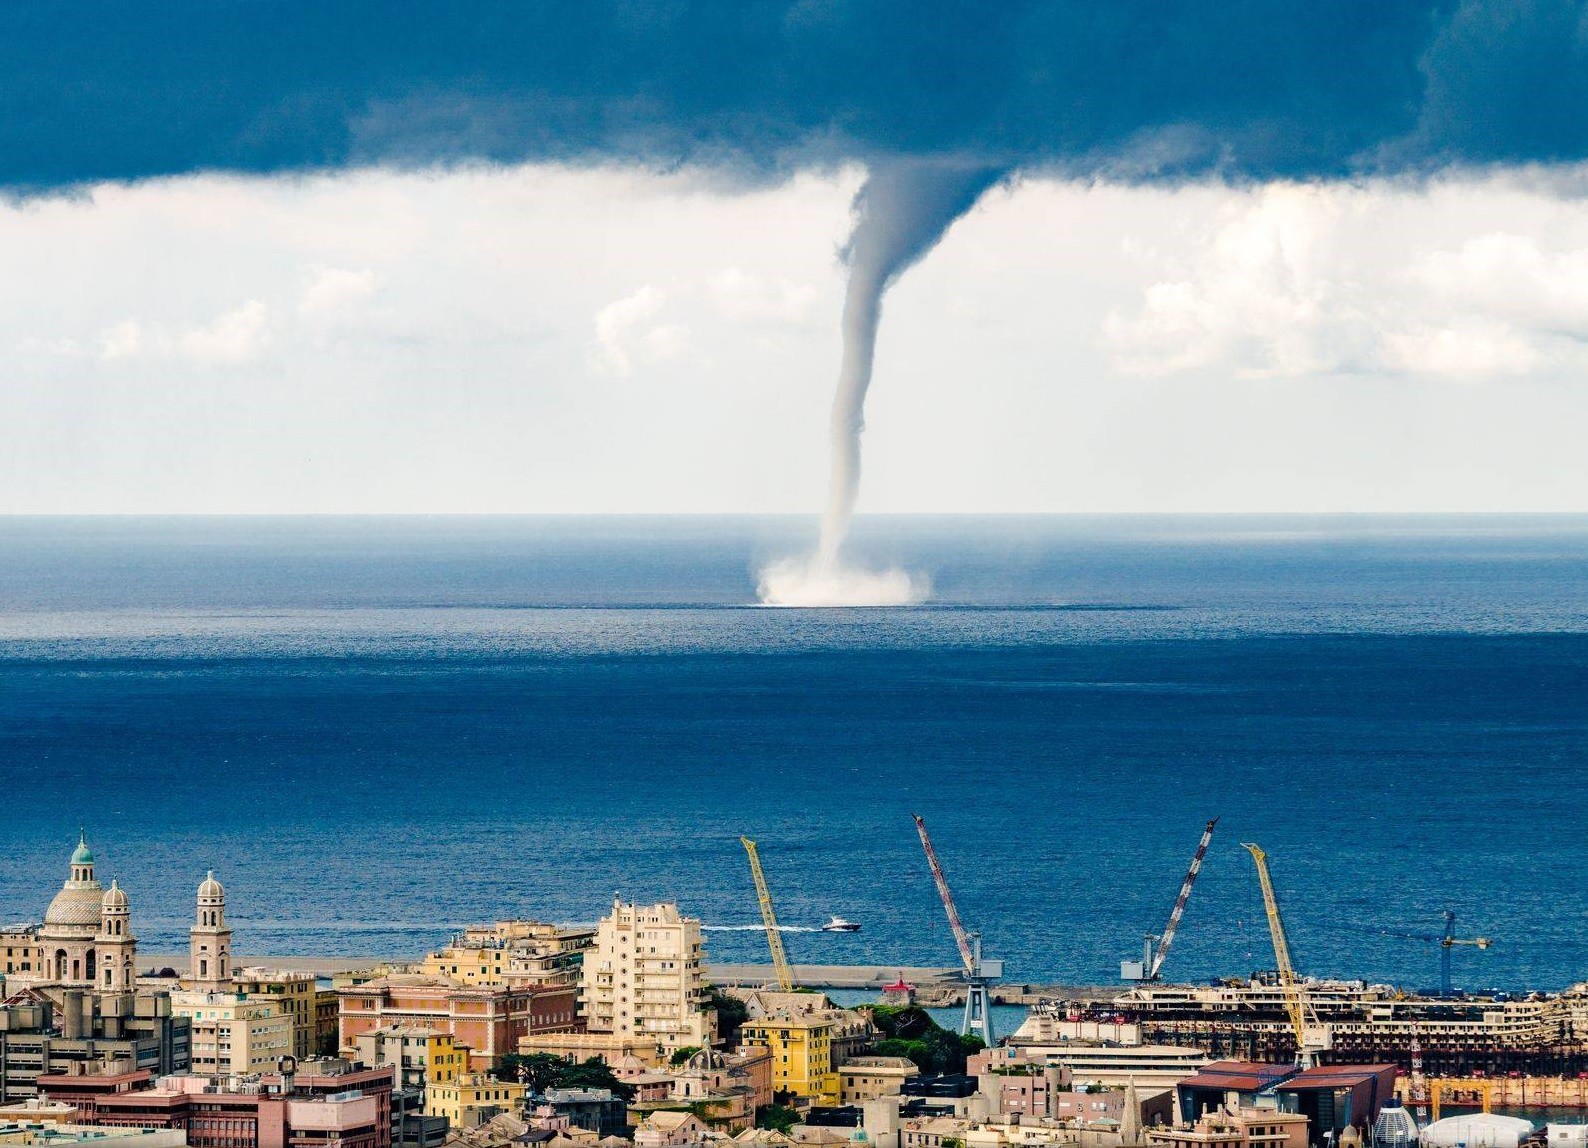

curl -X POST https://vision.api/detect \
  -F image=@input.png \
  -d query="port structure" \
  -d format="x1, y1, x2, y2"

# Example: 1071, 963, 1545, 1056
1123, 816, 1218, 982
740, 837, 795, 993
912, 814, 1001, 1047
1362, 910, 1491, 997
1242, 841, 1330, 1067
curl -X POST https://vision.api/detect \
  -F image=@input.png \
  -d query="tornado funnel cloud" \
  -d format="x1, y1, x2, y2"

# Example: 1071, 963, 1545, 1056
816, 160, 1005, 571
759, 158, 1002, 607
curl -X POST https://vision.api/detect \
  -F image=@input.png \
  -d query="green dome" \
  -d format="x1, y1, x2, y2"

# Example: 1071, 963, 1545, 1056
71, 833, 93, 866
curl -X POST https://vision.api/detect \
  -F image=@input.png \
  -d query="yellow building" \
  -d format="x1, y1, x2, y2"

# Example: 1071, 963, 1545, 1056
737, 1016, 839, 1106
426, 1071, 527, 1129
172, 988, 293, 1074
353, 1025, 466, 1096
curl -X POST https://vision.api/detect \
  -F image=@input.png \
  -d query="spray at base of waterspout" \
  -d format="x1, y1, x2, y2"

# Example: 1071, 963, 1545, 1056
756, 553, 930, 607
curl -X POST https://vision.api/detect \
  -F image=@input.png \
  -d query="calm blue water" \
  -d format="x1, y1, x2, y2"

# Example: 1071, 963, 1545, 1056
1, 515, 1586, 992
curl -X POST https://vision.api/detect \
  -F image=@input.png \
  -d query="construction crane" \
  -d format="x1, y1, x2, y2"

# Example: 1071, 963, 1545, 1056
1358, 910, 1491, 996
1123, 817, 1218, 981
1242, 841, 1328, 1066
913, 814, 1001, 1047
740, 837, 794, 993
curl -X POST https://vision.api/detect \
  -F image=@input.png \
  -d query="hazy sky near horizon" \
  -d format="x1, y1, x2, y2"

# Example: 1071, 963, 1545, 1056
6, 163, 1588, 513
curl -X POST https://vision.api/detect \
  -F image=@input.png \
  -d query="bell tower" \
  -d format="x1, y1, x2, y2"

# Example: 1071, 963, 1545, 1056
189, 871, 232, 991
96, 880, 137, 994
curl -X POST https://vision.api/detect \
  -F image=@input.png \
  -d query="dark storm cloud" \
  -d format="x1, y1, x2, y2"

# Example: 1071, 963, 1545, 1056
2, 0, 1585, 190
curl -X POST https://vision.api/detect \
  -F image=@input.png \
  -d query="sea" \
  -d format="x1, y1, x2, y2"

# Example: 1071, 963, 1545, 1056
1, 514, 1586, 998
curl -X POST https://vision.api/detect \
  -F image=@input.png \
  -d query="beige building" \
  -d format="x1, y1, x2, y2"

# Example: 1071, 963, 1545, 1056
839, 1057, 919, 1103
580, 898, 713, 1056
1146, 1109, 1309, 1148
422, 922, 595, 990
234, 967, 320, 1059
426, 1071, 527, 1129
172, 988, 293, 1075
0, 1122, 186, 1148
352, 1025, 465, 1096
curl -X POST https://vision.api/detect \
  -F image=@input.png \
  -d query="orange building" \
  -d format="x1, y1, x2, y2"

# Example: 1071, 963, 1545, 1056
337, 975, 579, 1068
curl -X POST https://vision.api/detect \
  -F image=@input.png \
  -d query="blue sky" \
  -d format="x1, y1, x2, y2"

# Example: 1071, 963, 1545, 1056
5, 3, 1588, 512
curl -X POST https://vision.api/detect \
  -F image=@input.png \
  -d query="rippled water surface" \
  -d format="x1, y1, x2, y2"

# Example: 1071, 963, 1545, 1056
1, 515, 1585, 990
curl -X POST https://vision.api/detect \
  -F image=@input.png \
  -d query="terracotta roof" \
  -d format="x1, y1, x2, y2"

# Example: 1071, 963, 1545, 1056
1177, 1062, 1299, 1093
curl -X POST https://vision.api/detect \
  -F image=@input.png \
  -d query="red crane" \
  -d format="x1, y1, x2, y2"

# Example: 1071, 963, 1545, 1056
913, 813, 975, 975
912, 813, 999, 1046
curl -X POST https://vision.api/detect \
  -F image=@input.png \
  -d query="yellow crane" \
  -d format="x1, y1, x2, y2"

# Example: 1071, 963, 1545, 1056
741, 837, 794, 992
1242, 841, 1326, 1065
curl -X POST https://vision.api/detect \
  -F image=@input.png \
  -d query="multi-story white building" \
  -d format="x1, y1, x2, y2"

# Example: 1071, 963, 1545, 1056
581, 898, 714, 1055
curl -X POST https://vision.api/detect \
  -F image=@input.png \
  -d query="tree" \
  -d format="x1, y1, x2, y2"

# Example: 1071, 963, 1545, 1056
670, 1046, 703, 1066
706, 986, 749, 1045
756, 1104, 800, 1133
866, 1007, 980, 1075
495, 1053, 636, 1101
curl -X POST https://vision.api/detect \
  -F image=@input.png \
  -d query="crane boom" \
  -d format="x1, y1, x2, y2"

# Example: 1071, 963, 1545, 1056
1149, 816, 1218, 979
1242, 842, 1308, 1054
741, 837, 794, 992
912, 814, 976, 975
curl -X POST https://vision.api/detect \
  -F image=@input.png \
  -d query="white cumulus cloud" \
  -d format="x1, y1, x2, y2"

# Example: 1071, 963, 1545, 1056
299, 266, 381, 315
1104, 181, 1588, 381
98, 320, 142, 362
707, 267, 818, 323
177, 300, 270, 364
590, 285, 690, 376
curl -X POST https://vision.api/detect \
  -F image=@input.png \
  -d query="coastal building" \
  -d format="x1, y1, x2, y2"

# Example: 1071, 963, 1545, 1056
338, 976, 578, 1069
741, 993, 874, 1065
36, 1058, 395, 1148
633, 1111, 710, 1148
0, 1101, 81, 1126
1146, 1108, 1310, 1148
578, 899, 714, 1058
976, 1042, 1211, 1091
736, 1016, 839, 1106
314, 990, 340, 1058
976, 1063, 1070, 1118
622, 1047, 770, 1134
839, 1058, 920, 1104
233, 969, 321, 1060
351, 1026, 466, 1096
539, 1088, 628, 1139
0, 1120, 186, 1148
424, 1072, 526, 1129
0, 995, 191, 1103
420, 923, 595, 990
170, 989, 292, 1075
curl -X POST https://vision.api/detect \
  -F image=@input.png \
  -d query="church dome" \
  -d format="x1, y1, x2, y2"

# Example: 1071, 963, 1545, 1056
102, 880, 128, 910
46, 884, 105, 927
198, 871, 224, 899
72, 838, 94, 866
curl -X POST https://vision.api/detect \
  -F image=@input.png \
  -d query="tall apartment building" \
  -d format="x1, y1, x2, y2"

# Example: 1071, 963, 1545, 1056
171, 988, 293, 1075
580, 898, 714, 1057
234, 968, 321, 1059
419, 921, 595, 990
